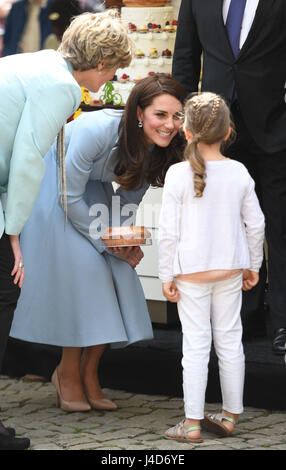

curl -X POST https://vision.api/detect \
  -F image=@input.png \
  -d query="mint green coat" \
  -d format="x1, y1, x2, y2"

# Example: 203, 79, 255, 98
0, 49, 82, 237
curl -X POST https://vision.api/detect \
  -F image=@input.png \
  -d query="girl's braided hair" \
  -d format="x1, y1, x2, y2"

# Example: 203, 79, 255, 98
184, 92, 236, 197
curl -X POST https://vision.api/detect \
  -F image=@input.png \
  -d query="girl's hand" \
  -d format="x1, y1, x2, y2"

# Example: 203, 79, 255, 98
162, 281, 180, 302
9, 235, 24, 288
107, 246, 144, 268
242, 269, 259, 291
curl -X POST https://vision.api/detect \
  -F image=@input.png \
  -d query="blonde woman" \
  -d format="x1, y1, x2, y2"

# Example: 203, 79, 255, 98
0, 10, 132, 450
158, 93, 265, 443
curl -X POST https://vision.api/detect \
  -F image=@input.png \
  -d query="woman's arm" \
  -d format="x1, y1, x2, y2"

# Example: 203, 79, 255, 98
105, 182, 149, 267
5, 82, 81, 236
9, 235, 24, 288
111, 183, 150, 227
62, 112, 122, 253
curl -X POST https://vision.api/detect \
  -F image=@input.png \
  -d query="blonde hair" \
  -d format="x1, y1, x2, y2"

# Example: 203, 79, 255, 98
184, 92, 236, 197
58, 10, 133, 71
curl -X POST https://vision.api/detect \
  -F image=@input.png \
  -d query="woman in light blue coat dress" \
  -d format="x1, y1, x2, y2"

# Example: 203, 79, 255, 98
0, 10, 132, 448
11, 74, 187, 412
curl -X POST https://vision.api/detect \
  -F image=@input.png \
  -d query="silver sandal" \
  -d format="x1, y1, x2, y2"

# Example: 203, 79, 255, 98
201, 413, 236, 437
165, 419, 204, 443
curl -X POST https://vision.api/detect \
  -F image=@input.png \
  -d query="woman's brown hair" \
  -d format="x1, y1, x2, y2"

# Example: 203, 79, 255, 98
184, 92, 236, 197
114, 74, 186, 190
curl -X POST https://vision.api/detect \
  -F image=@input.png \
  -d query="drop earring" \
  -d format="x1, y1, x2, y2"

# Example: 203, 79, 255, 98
138, 120, 143, 128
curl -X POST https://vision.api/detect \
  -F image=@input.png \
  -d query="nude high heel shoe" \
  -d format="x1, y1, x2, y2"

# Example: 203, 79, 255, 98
51, 368, 91, 412
87, 396, 118, 411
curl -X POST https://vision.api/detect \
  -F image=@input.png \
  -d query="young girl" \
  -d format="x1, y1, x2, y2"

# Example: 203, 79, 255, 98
158, 92, 265, 443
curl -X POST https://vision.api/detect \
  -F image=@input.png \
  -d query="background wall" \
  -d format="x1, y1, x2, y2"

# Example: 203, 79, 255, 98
172, 0, 181, 18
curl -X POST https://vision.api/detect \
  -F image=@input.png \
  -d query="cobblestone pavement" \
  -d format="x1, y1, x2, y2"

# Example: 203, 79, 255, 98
0, 375, 286, 451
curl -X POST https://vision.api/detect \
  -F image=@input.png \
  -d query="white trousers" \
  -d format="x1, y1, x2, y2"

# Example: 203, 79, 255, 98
176, 275, 245, 420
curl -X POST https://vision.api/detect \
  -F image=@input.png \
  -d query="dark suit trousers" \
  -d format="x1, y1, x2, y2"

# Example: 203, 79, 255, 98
0, 233, 20, 371
225, 102, 286, 333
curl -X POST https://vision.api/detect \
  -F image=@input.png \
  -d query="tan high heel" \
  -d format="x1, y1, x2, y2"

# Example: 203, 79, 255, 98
87, 396, 118, 411
51, 368, 91, 412
80, 349, 117, 410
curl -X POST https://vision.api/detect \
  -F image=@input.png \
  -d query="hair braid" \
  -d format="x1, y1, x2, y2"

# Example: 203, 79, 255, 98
199, 95, 221, 137
183, 92, 235, 197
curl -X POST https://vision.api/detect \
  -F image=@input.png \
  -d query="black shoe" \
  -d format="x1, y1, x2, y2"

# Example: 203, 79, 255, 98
272, 328, 286, 355
0, 420, 16, 438
6, 428, 16, 437
0, 433, 30, 451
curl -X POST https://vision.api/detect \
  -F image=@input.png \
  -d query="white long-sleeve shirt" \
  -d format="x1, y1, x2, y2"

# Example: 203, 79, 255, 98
158, 160, 265, 283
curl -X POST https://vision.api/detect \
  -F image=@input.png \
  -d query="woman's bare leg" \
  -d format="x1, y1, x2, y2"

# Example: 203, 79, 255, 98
81, 344, 106, 399
57, 347, 87, 402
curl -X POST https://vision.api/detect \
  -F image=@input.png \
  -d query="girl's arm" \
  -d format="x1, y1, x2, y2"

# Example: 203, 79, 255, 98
241, 175, 265, 273
158, 165, 183, 284
242, 269, 259, 291
162, 281, 180, 303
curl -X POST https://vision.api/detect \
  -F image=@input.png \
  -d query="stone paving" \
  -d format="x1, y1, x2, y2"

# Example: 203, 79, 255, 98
0, 375, 286, 451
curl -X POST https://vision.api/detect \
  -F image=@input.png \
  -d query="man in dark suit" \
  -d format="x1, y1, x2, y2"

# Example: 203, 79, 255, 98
172, 0, 286, 353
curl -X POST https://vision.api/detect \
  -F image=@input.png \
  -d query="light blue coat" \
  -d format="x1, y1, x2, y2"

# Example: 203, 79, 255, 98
0, 49, 82, 237
10, 110, 153, 347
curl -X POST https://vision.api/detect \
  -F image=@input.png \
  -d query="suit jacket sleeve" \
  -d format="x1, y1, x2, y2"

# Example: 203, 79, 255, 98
172, 0, 202, 95
5, 81, 81, 235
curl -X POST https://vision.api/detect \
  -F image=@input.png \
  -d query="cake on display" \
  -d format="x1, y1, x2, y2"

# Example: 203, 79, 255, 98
87, 0, 178, 106
119, 0, 177, 82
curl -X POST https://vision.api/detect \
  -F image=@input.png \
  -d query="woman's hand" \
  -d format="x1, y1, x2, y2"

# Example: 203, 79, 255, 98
162, 281, 180, 303
9, 235, 24, 288
107, 246, 144, 268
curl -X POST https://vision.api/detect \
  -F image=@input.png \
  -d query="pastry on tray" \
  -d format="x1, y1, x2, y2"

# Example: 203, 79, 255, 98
102, 226, 152, 247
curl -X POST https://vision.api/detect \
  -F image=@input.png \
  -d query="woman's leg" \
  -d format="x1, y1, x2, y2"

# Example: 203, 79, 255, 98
211, 275, 245, 430
57, 347, 88, 402
81, 344, 106, 399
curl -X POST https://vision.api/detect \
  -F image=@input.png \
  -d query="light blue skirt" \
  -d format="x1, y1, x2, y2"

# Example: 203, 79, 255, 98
10, 152, 153, 348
